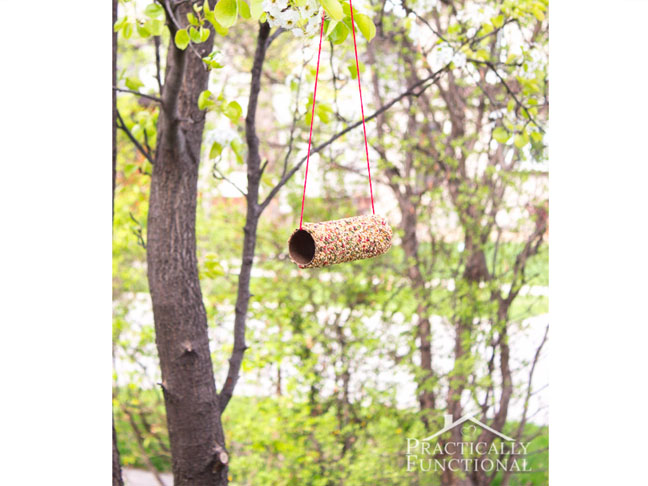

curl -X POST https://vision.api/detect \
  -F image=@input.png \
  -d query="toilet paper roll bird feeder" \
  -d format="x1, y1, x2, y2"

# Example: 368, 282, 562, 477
288, 5, 392, 269
288, 214, 392, 268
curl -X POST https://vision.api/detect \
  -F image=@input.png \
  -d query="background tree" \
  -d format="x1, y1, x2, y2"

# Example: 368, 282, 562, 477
362, 1, 548, 484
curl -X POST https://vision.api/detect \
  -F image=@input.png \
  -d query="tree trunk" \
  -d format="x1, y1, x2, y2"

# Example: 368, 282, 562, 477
112, 0, 117, 220
112, 1, 125, 484
147, 4, 227, 485
113, 417, 124, 486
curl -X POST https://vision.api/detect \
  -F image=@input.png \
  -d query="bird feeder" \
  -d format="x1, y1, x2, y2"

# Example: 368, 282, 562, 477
288, 214, 392, 268
289, 6, 393, 269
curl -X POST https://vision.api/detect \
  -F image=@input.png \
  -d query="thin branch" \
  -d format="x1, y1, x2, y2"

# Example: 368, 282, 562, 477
113, 86, 163, 104
154, 35, 163, 94
121, 405, 168, 486
219, 21, 271, 413
467, 58, 546, 133
116, 109, 155, 165
280, 59, 307, 182
212, 165, 247, 197
402, 0, 448, 43
129, 212, 147, 249
515, 323, 549, 441
267, 26, 285, 47
142, 128, 154, 160
159, 0, 203, 61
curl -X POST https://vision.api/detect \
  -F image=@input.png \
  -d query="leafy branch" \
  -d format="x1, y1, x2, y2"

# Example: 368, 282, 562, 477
116, 109, 155, 165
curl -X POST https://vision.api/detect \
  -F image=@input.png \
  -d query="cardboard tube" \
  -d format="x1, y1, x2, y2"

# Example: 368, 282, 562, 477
288, 214, 392, 268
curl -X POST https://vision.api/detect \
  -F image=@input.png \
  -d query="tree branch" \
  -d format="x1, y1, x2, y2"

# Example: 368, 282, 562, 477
212, 165, 247, 197
116, 110, 155, 165
468, 58, 546, 133
154, 35, 163, 95
219, 21, 271, 413
113, 86, 163, 104
267, 26, 285, 47
258, 63, 452, 212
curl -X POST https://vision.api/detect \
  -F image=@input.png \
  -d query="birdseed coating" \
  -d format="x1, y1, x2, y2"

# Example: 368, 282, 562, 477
289, 214, 393, 268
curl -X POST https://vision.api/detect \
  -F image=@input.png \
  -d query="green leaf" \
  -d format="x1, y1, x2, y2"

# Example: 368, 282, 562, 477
329, 21, 348, 44
348, 63, 357, 79
492, 127, 509, 144
213, 0, 238, 28
324, 19, 338, 37
514, 132, 529, 148
174, 28, 190, 50
203, 256, 225, 278
315, 103, 333, 123
149, 19, 164, 36
320, 0, 344, 22
491, 15, 504, 29
189, 26, 202, 43
131, 124, 142, 139
187, 12, 200, 26
125, 76, 144, 91
144, 3, 165, 18
207, 15, 229, 36
447, 23, 461, 35
231, 139, 244, 164
200, 27, 210, 42
224, 100, 243, 122
122, 22, 133, 39
198, 90, 213, 110
137, 23, 151, 38
237, 0, 251, 19
353, 13, 375, 42
476, 49, 489, 61
203, 51, 224, 70
530, 131, 543, 143
249, 0, 264, 20
209, 141, 223, 159
114, 16, 128, 32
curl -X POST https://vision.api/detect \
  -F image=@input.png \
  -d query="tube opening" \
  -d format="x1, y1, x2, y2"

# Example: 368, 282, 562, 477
288, 229, 316, 265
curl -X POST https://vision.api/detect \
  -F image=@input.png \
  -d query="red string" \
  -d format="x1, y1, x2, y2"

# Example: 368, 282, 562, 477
299, 12, 325, 230
299, 3, 375, 230
348, 0, 375, 215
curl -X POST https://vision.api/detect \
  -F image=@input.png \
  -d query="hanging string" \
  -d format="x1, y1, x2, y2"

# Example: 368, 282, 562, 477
299, 12, 325, 230
348, 0, 375, 215
299, 3, 375, 230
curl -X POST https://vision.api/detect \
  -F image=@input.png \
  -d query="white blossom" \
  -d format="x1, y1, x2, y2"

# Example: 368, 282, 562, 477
278, 9, 299, 29
263, 0, 288, 12
298, 0, 319, 18
452, 51, 467, 68
267, 12, 280, 28
304, 10, 322, 35
263, 0, 323, 39
427, 43, 453, 71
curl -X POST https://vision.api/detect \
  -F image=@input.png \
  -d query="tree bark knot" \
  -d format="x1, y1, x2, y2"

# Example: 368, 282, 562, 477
211, 443, 229, 473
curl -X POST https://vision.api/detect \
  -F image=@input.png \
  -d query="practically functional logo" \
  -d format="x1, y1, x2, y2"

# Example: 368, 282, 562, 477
406, 413, 531, 473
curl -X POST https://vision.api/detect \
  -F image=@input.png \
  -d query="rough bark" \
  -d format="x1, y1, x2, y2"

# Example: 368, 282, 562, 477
112, 0, 117, 220
146, 2, 228, 485
113, 417, 124, 486
112, 1, 125, 484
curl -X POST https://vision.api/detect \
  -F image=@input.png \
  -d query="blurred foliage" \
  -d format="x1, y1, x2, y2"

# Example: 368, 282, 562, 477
114, 389, 548, 485
114, 0, 548, 483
